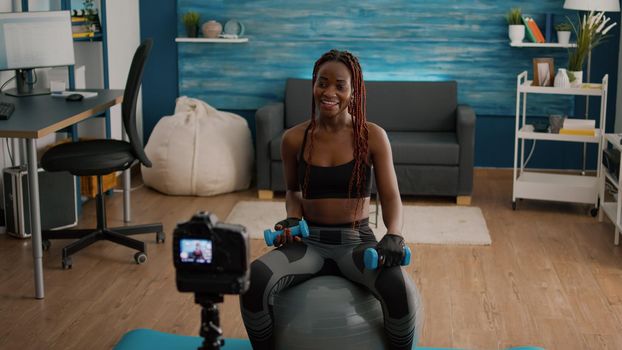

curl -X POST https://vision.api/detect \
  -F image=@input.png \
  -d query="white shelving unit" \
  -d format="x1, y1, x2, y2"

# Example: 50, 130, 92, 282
512, 71, 609, 211
509, 42, 577, 48
599, 134, 622, 245
175, 37, 249, 43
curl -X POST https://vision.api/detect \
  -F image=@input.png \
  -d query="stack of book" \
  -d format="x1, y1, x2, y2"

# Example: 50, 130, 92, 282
522, 16, 545, 43
71, 12, 101, 39
559, 119, 596, 136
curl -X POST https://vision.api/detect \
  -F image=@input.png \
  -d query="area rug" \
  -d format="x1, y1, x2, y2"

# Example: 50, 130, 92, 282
226, 201, 491, 245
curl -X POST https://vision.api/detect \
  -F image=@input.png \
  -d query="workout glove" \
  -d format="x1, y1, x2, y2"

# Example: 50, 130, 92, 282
376, 233, 405, 267
274, 217, 301, 230
273, 217, 302, 246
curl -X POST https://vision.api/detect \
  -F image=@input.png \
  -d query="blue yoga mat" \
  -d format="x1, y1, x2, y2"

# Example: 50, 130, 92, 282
114, 329, 545, 350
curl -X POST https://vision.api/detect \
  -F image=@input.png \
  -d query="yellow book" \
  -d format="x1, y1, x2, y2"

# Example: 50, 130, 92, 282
72, 32, 95, 38
559, 128, 595, 136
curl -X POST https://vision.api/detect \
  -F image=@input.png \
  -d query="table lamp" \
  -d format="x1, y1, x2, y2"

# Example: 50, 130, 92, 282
563, 0, 620, 12
563, 0, 620, 172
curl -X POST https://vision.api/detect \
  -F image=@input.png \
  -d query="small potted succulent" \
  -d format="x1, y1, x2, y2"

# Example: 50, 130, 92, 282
506, 8, 525, 43
555, 22, 572, 45
182, 11, 200, 38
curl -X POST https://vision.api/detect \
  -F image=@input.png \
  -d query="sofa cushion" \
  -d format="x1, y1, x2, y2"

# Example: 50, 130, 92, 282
270, 131, 458, 166
388, 131, 459, 166
284, 79, 457, 132
366, 82, 457, 132
394, 164, 459, 196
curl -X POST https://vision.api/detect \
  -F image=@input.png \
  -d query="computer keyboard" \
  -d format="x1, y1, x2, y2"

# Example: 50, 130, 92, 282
0, 102, 14, 120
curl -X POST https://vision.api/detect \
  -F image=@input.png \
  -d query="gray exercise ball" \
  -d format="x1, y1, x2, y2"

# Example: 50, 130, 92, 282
273, 275, 389, 350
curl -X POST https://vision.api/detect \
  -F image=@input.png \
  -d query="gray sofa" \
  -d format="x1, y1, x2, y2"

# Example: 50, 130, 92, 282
255, 78, 476, 203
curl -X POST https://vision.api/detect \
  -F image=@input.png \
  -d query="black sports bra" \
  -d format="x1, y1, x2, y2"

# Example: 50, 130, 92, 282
297, 125, 372, 199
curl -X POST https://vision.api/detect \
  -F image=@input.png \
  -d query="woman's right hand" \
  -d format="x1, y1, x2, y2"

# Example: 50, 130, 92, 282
273, 217, 303, 246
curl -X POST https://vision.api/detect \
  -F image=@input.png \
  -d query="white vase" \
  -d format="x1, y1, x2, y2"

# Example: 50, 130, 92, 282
557, 31, 571, 45
568, 70, 583, 88
554, 68, 570, 89
508, 25, 525, 43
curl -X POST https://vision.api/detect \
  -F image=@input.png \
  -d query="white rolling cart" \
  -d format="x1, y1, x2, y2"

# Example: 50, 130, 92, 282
512, 71, 608, 213
599, 134, 622, 245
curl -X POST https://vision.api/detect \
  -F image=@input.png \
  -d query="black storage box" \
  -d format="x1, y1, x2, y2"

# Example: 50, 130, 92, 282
3, 166, 77, 238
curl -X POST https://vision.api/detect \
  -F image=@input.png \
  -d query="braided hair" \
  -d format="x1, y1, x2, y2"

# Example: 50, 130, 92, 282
303, 49, 369, 223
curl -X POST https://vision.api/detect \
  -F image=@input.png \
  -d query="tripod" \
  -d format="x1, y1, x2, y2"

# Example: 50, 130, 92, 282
195, 293, 225, 350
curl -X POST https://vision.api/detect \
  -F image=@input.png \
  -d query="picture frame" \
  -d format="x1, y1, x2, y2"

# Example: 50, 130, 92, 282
533, 57, 554, 87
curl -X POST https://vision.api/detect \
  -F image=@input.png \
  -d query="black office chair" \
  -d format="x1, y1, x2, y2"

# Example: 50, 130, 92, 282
41, 39, 164, 269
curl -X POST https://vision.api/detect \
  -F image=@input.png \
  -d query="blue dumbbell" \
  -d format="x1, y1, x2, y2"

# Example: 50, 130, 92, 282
264, 219, 310, 246
364, 246, 411, 269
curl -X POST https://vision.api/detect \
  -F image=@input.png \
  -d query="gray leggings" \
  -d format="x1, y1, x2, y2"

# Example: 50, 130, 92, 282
240, 219, 423, 350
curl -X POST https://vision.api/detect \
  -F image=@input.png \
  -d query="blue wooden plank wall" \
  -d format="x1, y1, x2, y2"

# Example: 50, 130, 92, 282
141, 0, 178, 143
177, 0, 578, 117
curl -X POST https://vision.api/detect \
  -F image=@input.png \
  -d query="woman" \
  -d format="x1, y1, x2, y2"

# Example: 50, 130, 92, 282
240, 49, 422, 350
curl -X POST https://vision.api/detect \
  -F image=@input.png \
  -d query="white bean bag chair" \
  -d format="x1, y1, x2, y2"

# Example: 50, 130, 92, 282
142, 96, 254, 196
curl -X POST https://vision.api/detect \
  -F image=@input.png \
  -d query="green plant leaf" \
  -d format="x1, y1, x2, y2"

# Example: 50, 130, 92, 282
506, 8, 522, 25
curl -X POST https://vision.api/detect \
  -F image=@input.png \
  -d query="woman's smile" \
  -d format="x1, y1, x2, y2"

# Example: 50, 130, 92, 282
320, 98, 340, 110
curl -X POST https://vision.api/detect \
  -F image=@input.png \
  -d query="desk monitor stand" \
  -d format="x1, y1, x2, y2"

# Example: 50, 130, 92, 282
4, 69, 50, 97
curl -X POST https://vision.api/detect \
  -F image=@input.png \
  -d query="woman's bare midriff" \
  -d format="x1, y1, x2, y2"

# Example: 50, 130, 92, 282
302, 197, 370, 224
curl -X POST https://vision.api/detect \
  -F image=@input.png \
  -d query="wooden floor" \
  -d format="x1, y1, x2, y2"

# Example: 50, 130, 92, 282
1, 169, 621, 350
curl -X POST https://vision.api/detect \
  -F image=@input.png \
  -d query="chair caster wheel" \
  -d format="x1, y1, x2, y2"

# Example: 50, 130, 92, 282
62, 257, 72, 269
134, 252, 147, 264
590, 207, 599, 217
42, 240, 51, 251
156, 232, 165, 244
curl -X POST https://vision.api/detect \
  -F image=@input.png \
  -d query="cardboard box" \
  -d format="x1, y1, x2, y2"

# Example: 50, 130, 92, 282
80, 173, 118, 198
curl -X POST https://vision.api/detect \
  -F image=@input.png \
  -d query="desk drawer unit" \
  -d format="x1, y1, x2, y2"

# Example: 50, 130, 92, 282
3, 166, 77, 238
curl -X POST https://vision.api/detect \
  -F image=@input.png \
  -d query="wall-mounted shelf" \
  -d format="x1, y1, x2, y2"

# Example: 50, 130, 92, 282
509, 42, 576, 48
175, 37, 249, 43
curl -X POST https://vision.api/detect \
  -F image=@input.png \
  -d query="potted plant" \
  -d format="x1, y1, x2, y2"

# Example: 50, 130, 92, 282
506, 8, 525, 43
567, 12, 617, 87
182, 11, 200, 38
555, 22, 572, 45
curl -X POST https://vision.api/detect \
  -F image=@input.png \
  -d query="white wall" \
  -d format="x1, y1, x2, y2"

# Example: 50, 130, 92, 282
27, 0, 59, 10
73, 39, 106, 140
105, 0, 141, 141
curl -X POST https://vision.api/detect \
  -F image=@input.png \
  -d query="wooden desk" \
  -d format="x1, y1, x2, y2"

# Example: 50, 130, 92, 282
0, 89, 123, 299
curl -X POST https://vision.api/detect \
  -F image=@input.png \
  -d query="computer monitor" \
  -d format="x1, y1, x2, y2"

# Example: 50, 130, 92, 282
0, 11, 75, 97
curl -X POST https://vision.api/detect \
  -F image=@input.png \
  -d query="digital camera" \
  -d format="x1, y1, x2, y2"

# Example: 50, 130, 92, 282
173, 211, 250, 295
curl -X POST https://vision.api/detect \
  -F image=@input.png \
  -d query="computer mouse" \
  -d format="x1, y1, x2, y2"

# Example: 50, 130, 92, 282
66, 93, 83, 102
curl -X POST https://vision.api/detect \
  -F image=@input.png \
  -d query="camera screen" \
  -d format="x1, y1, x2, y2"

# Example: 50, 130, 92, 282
179, 238, 212, 264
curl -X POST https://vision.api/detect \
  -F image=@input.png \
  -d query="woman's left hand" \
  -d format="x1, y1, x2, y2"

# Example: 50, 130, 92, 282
376, 233, 405, 267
